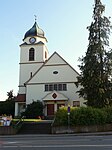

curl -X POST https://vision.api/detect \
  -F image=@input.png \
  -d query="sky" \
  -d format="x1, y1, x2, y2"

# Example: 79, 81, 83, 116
0, 0, 112, 101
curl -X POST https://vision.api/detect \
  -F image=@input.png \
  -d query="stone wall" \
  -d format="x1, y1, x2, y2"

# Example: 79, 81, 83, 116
52, 124, 112, 134
0, 126, 17, 135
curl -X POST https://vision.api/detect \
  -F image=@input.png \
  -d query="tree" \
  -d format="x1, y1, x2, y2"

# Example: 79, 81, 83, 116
22, 101, 43, 119
0, 90, 15, 117
76, 0, 112, 108
7, 90, 14, 100
0, 100, 15, 117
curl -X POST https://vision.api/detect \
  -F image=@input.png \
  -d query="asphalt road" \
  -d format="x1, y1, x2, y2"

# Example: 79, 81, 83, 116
1, 134, 112, 150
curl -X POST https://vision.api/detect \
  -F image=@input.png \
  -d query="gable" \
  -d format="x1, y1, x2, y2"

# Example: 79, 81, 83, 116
45, 52, 66, 66
26, 52, 79, 84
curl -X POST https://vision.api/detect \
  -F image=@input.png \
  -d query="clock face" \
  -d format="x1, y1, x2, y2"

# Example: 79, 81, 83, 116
29, 37, 36, 43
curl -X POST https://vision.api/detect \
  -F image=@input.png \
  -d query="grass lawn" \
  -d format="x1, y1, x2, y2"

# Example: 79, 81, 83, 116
12, 119, 42, 122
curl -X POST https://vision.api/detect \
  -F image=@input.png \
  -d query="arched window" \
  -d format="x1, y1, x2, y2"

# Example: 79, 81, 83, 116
29, 48, 35, 61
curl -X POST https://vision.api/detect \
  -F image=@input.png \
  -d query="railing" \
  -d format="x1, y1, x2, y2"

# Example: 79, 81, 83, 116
15, 116, 25, 126
51, 115, 56, 127
12, 116, 25, 133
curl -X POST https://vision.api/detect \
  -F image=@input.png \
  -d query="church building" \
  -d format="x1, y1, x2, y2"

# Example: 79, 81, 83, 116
15, 21, 85, 117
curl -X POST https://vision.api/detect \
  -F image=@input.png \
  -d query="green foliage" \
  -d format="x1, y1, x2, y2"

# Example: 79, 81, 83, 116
54, 106, 112, 126
54, 107, 68, 126
76, 0, 112, 108
0, 99, 15, 117
0, 90, 15, 117
7, 90, 14, 100
102, 107, 112, 123
70, 107, 107, 126
22, 100, 43, 119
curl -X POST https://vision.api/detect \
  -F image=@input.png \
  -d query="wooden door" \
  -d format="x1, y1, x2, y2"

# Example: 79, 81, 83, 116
47, 104, 54, 116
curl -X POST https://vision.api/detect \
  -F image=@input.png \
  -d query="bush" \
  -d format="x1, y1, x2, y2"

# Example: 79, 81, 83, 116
22, 100, 43, 119
70, 107, 107, 126
54, 107, 68, 126
102, 107, 112, 124
0, 99, 15, 117
54, 106, 107, 126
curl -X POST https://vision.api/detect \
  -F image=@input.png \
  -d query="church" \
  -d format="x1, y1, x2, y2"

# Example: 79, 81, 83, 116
15, 20, 85, 117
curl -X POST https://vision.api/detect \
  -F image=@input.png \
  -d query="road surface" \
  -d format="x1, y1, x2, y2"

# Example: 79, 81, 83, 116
0, 134, 112, 150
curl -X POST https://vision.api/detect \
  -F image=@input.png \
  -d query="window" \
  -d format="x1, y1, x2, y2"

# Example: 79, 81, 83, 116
45, 84, 48, 91
45, 83, 67, 91
45, 51, 47, 59
73, 101, 80, 107
49, 84, 53, 91
54, 84, 58, 91
53, 71, 58, 74
63, 84, 67, 91
58, 84, 62, 90
30, 72, 33, 78
29, 48, 35, 61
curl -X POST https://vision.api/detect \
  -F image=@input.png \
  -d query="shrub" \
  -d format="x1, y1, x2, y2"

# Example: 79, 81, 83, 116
22, 100, 43, 119
54, 106, 107, 126
0, 99, 15, 117
54, 106, 68, 126
102, 107, 112, 124
70, 107, 107, 126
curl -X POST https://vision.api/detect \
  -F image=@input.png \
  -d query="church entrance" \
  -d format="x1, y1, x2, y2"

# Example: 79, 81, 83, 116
43, 91, 68, 116
47, 104, 54, 116
46, 102, 66, 116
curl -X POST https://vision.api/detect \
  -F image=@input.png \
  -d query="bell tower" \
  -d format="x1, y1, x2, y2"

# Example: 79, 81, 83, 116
19, 21, 49, 94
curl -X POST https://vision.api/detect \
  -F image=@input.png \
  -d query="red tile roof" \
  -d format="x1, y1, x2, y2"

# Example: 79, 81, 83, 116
16, 94, 26, 102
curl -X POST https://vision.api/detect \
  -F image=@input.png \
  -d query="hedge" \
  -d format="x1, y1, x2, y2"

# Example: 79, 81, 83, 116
54, 106, 112, 126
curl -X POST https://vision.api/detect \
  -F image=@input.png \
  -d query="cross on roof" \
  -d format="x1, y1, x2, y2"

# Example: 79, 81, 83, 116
34, 15, 37, 22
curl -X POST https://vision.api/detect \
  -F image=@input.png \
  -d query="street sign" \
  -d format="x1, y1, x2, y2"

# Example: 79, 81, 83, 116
68, 105, 70, 115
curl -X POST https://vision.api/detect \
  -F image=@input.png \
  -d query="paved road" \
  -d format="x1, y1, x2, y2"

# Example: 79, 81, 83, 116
1, 134, 112, 150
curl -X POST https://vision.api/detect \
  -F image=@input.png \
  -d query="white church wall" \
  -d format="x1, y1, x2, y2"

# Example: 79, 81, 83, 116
20, 45, 43, 63
46, 53, 66, 65
65, 83, 85, 107
18, 86, 26, 94
19, 63, 43, 86
20, 44, 48, 64
20, 45, 30, 63
35, 45, 45, 62
28, 65, 78, 84
26, 84, 44, 104
43, 46, 49, 61
35, 45, 48, 62
15, 102, 19, 116
26, 82, 84, 107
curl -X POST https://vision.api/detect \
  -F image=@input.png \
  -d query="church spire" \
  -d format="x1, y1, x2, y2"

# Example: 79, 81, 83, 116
23, 17, 45, 40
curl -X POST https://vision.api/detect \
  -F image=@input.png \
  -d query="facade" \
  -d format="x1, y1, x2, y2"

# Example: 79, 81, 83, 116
15, 21, 85, 117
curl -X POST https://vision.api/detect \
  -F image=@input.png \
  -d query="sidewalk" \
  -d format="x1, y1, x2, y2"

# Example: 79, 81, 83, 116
1, 131, 112, 138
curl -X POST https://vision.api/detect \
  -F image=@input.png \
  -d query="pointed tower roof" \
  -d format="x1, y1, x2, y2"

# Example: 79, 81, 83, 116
23, 21, 45, 40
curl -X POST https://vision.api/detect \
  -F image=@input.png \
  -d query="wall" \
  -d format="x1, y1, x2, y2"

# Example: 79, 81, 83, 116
52, 124, 112, 134
0, 126, 17, 135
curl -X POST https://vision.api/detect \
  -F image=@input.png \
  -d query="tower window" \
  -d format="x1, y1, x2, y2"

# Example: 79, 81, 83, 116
29, 48, 35, 61
45, 51, 47, 59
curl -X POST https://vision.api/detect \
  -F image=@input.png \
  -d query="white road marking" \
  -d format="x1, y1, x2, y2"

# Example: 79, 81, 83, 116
2, 144, 112, 148
7, 142, 18, 144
